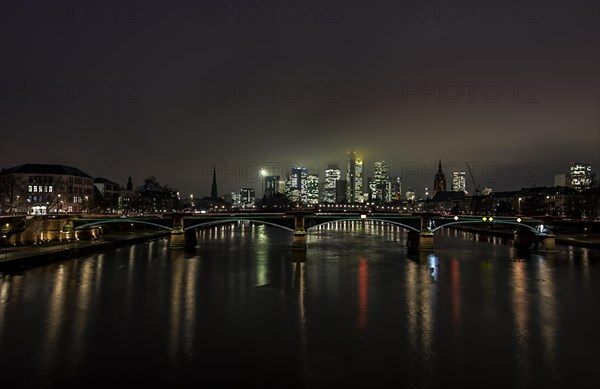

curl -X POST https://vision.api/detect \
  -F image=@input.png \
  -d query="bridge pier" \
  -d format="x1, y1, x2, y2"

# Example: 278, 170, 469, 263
407, 230, 434, 251
292, 214, 307, 251
513, 230, 527, 248
169, 213, 186, 249
513, 230, 556, 252
538, 234, 556, 252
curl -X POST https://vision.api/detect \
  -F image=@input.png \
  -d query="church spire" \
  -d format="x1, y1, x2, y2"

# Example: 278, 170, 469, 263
434, 159, 446, 194
211, 166, 218, 199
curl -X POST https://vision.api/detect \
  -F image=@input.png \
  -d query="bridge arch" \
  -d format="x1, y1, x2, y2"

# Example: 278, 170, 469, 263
184, 219, 295, 232
74, 219, 173, 231
307, 218, 421, 233
430, 220, 539, 234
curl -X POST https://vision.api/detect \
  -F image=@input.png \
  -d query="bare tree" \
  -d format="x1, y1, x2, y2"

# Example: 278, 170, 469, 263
0, 174, 27, 214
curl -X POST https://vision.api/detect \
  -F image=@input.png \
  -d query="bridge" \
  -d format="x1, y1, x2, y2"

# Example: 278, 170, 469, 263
1, 212, 556, 252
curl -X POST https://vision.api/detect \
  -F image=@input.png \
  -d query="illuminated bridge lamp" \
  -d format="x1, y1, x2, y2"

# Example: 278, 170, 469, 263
482, 217, 487, 222
453, 216, 459, 221
360, 214, 367, 219
517, 218, 522, 223
489, 217, 494, 222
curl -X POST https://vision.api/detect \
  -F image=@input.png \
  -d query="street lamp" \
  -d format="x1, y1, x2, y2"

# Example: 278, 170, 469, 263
518, 197, 522, 215
260, 167, 267, 196
57, 194, 62, 214
84, 195, 89, 214
15, 195, 19, 214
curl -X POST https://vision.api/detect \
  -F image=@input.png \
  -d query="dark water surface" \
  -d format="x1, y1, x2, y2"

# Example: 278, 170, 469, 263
1, 221, 599, 388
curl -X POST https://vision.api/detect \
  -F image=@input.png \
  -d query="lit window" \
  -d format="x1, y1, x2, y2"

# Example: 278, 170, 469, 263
33, 186, 37, 192
28, 185, 32, 192
49, 186, 53, 193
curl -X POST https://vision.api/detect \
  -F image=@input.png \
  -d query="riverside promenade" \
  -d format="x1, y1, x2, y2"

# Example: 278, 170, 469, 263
449, 224, 600, 248
0, 230, 169, 271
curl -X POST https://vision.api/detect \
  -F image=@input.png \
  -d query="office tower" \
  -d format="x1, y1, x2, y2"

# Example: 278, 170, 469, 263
373, 160, 391, 203
367, 177, 375, 201
286, 167, 308, 203
336, 180, 347, 204
346, 150, 364, 203
569, 162, 592, 191
307, 174, 319, 204
451, 171, 466, 193
240, 188, 255, 208
324, 163, 341, 203
391, 177, 402, 201
264, 175, 280, 199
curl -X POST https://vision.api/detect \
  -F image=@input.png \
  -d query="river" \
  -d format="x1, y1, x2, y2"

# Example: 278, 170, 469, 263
1, 221, 599, 388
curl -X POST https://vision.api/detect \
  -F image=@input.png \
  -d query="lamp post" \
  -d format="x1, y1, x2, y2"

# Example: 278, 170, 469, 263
261, 168, 267, 209
15, 195, 19, 214
57, 194, 61, 215
518, 197, 522, 216
261, 168, 266, 195
84, 195, 89, 214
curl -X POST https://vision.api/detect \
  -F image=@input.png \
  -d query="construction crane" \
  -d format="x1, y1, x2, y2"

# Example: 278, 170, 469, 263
466, 163, 482, 214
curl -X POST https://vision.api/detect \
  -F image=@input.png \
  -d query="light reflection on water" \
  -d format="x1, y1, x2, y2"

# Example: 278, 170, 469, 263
0, 221, 599, 388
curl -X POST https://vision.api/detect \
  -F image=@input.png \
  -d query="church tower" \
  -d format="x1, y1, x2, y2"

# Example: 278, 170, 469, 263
211, 167, 218, 199
433, 159, 446, 195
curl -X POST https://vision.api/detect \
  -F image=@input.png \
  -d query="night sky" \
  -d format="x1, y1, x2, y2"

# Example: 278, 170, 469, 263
1, 0, 598, 196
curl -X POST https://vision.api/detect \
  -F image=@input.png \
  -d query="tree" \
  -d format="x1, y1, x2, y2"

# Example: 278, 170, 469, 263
0, 174, 24, 213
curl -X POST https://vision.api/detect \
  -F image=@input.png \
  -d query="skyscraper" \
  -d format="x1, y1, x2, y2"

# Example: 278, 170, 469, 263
336, 180, 347, 204
569, 162, 592, 191
286, 167, 308, 203
232, 188, 255, 209
240, 188, 255, 208
346, 150, 364, 203
324, 163, 341, 203
264, 175, 280, 200
451, 171, 466, 193
391, 177, 402, 201
307, 174, 319, 204
433, 159, 446, 195
373, 160, 391, 203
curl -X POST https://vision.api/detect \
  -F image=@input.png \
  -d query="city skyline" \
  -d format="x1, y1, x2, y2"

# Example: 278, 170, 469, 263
1, 156, 598, 198
2, 157, 596, 207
